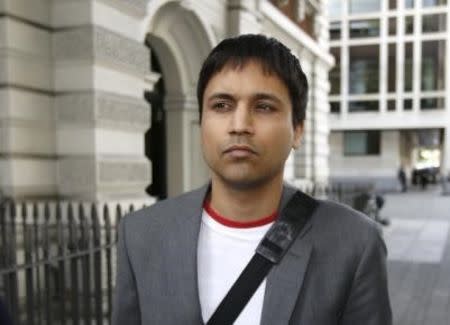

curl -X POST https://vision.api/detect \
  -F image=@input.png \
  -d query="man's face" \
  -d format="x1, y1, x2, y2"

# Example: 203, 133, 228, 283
200, 60, 303, 190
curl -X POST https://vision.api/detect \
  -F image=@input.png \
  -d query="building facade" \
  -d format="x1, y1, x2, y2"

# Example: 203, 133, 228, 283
0, 0, 333, 203
328, 0, 450, 190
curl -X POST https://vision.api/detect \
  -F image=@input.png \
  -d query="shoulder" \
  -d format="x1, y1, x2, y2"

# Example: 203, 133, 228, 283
119, 185, 207, 232
311, 198, 382, 248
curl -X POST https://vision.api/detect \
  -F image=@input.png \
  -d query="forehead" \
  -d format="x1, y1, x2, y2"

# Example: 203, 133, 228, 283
204, 59, 289, 95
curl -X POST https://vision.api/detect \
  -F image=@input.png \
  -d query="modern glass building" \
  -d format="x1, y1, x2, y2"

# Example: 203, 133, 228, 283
328, 0, 450, 190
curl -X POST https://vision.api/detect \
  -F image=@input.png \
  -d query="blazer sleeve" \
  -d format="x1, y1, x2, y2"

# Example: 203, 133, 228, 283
112, 217, 141, 325
340, 227, 393, 325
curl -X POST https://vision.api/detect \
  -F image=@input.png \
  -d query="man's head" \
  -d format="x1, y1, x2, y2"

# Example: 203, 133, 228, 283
198, 35, 308, 190
197, 34, 308, 128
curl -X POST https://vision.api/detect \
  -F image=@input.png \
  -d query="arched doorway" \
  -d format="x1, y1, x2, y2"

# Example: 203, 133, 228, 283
143, 1, 215, 197
144, 49, 167, 199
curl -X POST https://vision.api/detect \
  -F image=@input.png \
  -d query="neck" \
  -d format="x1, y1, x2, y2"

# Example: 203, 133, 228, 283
209, 176, 284, 223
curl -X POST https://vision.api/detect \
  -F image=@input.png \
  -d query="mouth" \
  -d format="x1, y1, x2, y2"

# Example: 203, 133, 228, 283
223, 145, 257, 158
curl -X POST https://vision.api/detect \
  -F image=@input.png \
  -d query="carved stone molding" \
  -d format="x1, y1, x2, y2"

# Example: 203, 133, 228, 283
96, 92, 149, 130
99, 160, 150, 183
55, 91, 149, 131
53, 25, 149, 75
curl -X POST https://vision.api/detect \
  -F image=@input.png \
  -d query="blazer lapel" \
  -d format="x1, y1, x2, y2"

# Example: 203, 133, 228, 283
165, 184, 210, 323
260, 184, 314, 325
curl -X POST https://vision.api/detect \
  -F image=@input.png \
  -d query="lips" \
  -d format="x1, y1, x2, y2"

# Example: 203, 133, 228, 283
223, 145, 257, 158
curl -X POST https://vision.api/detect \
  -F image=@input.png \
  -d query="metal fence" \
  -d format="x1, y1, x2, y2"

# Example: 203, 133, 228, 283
0, 183, 371, 324
0, 198, 142, 325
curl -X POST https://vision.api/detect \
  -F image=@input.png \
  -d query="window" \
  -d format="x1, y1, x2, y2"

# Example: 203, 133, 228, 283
405, 0, 415, 8
423, 0, 447, 7
388, 17, 397, 35
421, 40, 446, 91
389, 0, 397, 9
349, 0, 380, 14
330, 47, 341, 94
404, 99, 413, 110
349, 19, 380, 38
328, 0, 342, 19
387, 100, 396, 111
349, 100, 379, 112
422, 14, 447, 33
349, 45, 380, 94
330, 22, 341, 40
404, 42, 413, 91
344, 131, 381, 156
405, 16, 414, 34
421, 97, 445, 110
330, 102, 341, 113
388, 44, 396, 92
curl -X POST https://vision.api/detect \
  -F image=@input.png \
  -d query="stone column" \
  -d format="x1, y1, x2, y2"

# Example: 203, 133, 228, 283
442, 127, 450, 178
227, 0, 262, 36
52, 0, 156, 201
0, 0, 56, 198
165, 95, 209, 197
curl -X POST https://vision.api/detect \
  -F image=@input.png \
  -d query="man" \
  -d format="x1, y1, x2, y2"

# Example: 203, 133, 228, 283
112, 34, 392, 324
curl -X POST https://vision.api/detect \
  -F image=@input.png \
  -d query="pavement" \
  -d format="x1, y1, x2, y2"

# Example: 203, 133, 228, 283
381, 185, 450, 325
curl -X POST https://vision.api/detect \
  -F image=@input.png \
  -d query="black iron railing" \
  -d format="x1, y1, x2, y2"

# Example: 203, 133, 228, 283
0, 197, 141, 325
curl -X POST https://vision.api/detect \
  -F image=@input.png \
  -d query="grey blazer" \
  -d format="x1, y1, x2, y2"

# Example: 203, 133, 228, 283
112, 184, 392, 324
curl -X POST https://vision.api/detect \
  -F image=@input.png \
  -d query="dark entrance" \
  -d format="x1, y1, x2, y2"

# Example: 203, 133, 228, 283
144, 50, 167, 199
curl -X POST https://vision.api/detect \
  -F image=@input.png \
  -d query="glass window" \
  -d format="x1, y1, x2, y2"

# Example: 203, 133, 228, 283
422, 14, 447, 33
328, 0, 342, 19
330, 47, 341, 94
330, 22, 341, 40
388, 17, 397, 35
349, 19, 380, 38
421, 97, 445, 110
404, 99, 413, 110
421, 40, 446, 91
349, 100, 379, 112
387, 100, 396, 111
349, 45, 380, 94
404, 42, 413, 92
389, 0, 397, 9
405, 0, 415, 8
330, 102, 341, 113
423, 0, 447, 7
388, 44, 396, 92
344, 131, 381, 156
349, 0, 381, 14
405, 16, 414, 34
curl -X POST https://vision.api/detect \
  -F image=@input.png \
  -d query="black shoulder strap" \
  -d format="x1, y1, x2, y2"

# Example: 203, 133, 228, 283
206, 191, 318, 325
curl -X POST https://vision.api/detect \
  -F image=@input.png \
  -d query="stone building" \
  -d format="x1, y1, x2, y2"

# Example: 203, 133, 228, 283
0, 0, 333, 204
328, 0, 450, 190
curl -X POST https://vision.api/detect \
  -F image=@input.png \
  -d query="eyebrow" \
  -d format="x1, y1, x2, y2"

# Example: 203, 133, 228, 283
206, 92, 283, 104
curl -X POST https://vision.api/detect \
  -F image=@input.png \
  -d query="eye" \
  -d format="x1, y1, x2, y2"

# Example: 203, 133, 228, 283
211, 101, 232, 112
255, 102, 275, 112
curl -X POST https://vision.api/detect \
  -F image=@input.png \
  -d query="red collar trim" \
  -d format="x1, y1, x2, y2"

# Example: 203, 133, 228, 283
203, 200, 277, 229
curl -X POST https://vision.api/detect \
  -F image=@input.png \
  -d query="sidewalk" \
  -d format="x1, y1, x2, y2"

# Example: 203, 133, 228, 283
381, 186, 450, 325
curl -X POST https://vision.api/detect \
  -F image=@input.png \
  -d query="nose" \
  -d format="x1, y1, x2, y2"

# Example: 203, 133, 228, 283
229, 104, 254, 135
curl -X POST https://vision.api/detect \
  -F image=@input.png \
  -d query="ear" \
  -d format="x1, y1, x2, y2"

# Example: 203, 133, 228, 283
292, 122, 304, 149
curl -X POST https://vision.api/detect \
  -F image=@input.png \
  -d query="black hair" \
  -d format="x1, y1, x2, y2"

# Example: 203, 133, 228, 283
197, 34, 308, 127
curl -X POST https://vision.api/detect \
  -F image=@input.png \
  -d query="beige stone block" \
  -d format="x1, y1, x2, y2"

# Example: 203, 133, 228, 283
5, 54, 52, 90
56, 127, 96, 155
1, 0, 50, 26
9, 157, 57, 188
96, 129, 145, 156
3, 18, 51, 58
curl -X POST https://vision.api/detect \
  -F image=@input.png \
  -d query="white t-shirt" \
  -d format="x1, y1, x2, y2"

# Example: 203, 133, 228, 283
197, 203, 275, 325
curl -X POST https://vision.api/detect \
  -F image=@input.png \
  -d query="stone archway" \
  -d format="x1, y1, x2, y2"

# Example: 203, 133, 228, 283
143, 1, 215, 197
